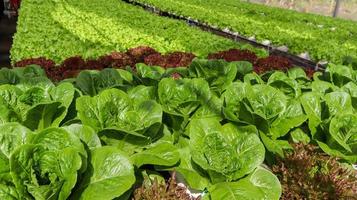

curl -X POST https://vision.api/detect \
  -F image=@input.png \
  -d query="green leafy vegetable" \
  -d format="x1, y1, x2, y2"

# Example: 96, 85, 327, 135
0, 83, 75, 130
77, 88, 162, 137
188, 59, 240, 93
206, 167, 281, 200
76, 146, 135, 200
188, 118, 265, 182
10, 128, 85, 200
130, 141, 180, 168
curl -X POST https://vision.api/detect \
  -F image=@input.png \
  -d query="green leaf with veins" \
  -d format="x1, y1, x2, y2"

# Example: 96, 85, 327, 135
158, 78, 211, 117
188, 118, 265, 182
10, 127, 86, 200
77, 88, 162, 136
76, 146, 135, 200
206, 167, 281, 200
130, 141, 180, 168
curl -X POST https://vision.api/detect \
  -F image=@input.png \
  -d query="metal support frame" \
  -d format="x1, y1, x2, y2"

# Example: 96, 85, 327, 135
333, 0, 341, 17
3, 0, 17, 18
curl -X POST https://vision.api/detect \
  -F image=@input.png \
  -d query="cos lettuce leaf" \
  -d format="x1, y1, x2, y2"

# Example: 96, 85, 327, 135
158, 78, 210, 117
10, 128, 86, 200
76, 146, 135, 200
77, 88, 162, 138
0, 123, 33, 189
188, 118, 265, 182
173, 138, 210, 190
206, 167, 281, 200
188, 59, 240, 94
62, 124, 101, 150
75, 68, 132, 96
325, 63, 356, 87
130, 141, 180, 168
0, 83, 75, 130
224, 83, 304, 139
267, 71, 300, 98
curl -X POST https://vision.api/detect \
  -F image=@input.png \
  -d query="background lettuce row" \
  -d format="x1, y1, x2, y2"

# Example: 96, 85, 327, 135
0, 58, 355, 199
132, 0, 357, 64
10, 0, 261, 64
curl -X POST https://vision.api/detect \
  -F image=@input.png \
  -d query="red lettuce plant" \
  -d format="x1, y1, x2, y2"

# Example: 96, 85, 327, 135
272, 143, 357, 200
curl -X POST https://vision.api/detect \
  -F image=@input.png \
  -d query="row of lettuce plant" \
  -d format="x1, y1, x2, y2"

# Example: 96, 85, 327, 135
130, 0, 357, 64
13, 46, 308, 82
0, 57, 355, 199
10, 0, 267, 64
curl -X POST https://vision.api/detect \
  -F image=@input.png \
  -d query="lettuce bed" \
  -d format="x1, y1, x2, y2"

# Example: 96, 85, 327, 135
0, 57, 355, 199
10, 0, 266, 64
13, 46, 309, 81
132, 0, 357, 64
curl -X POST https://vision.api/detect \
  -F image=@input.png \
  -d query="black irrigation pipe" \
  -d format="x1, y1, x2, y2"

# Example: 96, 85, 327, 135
122, 0, 326, 71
